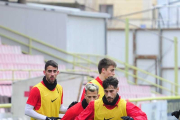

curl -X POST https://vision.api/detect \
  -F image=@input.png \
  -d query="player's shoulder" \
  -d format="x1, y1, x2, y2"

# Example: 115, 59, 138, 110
30, 86, 40, 93
68, 102, 81, 112
56, 84, 62, 88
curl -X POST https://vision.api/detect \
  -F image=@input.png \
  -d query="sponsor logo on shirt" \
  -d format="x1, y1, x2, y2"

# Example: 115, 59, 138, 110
51, 97, 58, 102
104, 117, 114, 120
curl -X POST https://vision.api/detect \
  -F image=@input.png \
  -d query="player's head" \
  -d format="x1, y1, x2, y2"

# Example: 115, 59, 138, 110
103, 76, 119, 103
43, 60, 59, 84
98, 58, 116, 79
84, 83, 99, 104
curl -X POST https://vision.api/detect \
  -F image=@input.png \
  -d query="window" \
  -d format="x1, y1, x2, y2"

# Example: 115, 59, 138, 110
99, 5, 113, 18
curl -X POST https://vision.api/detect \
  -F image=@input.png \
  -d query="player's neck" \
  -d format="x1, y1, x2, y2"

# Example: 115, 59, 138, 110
43, 76, 57, 90
99, 74, 105, 81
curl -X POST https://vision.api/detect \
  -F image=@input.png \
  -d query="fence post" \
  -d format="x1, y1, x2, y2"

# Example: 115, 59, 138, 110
29, 38, 32, 54
174, 37, 178, 96
125, 18, 129, 79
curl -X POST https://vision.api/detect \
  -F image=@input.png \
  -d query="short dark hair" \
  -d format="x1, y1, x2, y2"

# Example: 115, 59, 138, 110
103, 76, 119, 89
98, 58, 116, 74
45, 60, 58, 70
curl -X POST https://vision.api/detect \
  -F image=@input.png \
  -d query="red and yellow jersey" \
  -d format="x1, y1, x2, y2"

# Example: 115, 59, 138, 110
90, 79, 104, 99
61, 101, 84, 120
29, 82, 63, 120
94, 98, 127, 120
80, 77, 103, 101
74, 97, 148, 120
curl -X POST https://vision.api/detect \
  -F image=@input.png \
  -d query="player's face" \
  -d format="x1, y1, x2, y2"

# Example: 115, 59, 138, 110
43, 65, 59, 84
104, 85, 119, 103
102, 65, 115, 79
85, 90, 99, 104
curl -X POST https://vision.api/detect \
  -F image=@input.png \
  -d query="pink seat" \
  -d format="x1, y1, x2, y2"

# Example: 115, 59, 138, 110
0, 45, 21, 54
14, 71, 29, 80
120, 93, 136, 99
129, 85, 144, 94
2, 71, 13, 80
35, 55, 44, 64
118, 85, 130, 94
141, 86, 151, 94
30, 64, 44, 70
2, 63, 14, 70
1, 86, 12, 97
118, 77, 128, 85
14, 46, 21, 54
136, 93, 151, 98
0, 108, 5, 113
0, 81, 12, 85
30, 71, 43, 78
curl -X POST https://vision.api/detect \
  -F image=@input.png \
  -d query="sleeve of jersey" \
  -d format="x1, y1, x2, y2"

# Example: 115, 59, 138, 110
61, 108, 75, 120
74, 101, 94, 120
126, 102, 148, 120
26, 87, 40, 106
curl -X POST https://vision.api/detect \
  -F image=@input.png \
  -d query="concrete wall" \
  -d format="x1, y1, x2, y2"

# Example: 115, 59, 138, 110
0, 3, 68, 51
141, 101, 167, 120
107, 29, 180, 95
67, 15, 105, 54
0, 2, 108, 55
107, 30, 133, 66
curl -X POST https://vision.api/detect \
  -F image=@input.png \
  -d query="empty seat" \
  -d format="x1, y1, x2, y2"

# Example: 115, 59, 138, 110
0, 86, 11, 97
0, 45, 21, 54
118, 77, 128, 85
30, 71, 44, 78
0, 71, 12, 80
119, 85, 130, 94
120, 93, 136, 99
0, 54, 44, 64
0, 81, 12, 85
14, 71, 29, 80
0, 108, 5, 113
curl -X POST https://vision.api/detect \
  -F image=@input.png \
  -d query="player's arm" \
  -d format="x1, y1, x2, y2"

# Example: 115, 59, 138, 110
59, 105, 67, 114
25, 87, 47, 120
25, 104, 47, 120
125, 102, 148, 120
59, 88, 67, 114
61, 106, 75, 120
74, 101, 94, 120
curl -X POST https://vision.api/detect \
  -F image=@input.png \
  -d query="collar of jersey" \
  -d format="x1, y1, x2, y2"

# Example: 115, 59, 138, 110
43, 76, 57, 90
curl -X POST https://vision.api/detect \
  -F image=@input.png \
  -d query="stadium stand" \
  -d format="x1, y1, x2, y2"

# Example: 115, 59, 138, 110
0, 43, 45, 114
0, 43, 154, 117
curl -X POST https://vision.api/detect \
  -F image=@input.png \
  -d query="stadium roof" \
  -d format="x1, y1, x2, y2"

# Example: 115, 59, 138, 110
0, 1, 110, 18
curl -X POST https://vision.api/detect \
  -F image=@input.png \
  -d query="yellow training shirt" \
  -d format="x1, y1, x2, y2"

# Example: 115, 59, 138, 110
94, 98, 127, 120
31, 83, 63, 120
90, 79, 104, 99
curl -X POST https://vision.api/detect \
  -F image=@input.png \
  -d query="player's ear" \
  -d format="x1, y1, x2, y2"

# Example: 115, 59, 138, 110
117, 87, 119, 92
